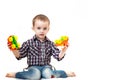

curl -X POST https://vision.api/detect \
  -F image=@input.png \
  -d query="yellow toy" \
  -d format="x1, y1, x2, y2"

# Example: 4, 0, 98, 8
54, 36, 69, 46
7, 35, 20, 50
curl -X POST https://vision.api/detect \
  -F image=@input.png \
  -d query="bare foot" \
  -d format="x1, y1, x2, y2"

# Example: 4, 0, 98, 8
66, 71, 76, 77
5, 72, 16, 78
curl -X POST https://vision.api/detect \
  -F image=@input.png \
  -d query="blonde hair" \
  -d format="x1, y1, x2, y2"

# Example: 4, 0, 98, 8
32, 14, 50, 26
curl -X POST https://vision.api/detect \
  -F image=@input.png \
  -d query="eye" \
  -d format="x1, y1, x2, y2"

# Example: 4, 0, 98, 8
43, 27, 47, 30
37, 27, 41, 30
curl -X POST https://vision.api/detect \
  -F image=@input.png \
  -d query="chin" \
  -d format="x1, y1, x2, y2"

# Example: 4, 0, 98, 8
39, 36, 45, 39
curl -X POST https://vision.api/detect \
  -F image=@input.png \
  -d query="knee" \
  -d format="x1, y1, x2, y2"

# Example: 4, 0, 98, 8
27, 67, 41, 80
42, 67, 54, 79
16, 67, 41, 79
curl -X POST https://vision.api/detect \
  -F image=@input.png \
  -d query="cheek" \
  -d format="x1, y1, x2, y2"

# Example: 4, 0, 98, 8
34, 29, 39, 33
45, 30, 49, 33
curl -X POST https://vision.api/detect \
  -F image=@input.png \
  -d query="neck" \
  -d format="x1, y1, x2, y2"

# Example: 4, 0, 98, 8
36, 35, 46, 42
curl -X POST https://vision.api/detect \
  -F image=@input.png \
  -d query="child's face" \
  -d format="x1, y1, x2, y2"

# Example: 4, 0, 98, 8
32, 20, 49, 41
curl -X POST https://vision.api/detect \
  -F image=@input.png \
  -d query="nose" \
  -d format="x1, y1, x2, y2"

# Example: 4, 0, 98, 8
40, 29, 44, 33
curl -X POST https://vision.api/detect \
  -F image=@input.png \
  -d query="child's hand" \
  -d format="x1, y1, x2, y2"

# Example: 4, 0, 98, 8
7, 42, 13, 51
59, 43, 69, 59
61, 43, 69, 53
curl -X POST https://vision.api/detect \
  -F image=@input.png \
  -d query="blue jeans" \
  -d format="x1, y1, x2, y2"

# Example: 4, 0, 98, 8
15, 65, 67, 79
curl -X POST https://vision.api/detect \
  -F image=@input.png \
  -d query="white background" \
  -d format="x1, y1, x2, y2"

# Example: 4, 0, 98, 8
0, 0, 120, 80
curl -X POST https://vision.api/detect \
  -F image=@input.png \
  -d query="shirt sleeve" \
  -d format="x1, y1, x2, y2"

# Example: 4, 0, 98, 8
51, 42, 65, 61
16, 41, 29, 60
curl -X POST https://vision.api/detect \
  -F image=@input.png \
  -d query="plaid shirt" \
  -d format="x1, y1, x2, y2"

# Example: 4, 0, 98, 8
17, 35, 64, 66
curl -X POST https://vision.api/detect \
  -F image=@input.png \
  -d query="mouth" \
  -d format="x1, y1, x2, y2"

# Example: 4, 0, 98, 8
39, 34, 44, 36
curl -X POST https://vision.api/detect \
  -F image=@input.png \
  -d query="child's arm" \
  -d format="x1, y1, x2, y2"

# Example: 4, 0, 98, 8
59, 44, 69, 59
11, 50, 20, 58
54, 36, 69, 59
9, 41, 28, 59
7, 35, 29, 60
